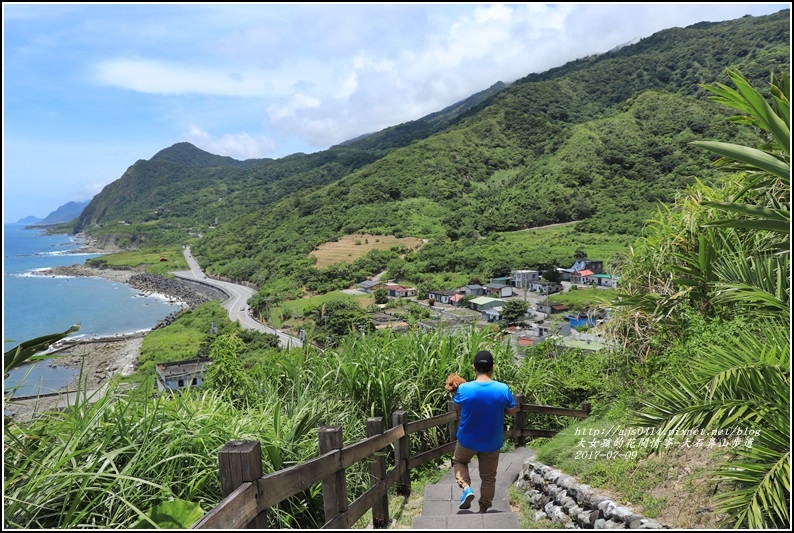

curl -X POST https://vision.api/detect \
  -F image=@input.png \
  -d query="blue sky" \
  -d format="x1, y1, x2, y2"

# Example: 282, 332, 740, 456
2, 3, 789, 223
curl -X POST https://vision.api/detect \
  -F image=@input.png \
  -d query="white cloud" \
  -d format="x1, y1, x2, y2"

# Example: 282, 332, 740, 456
94, 58, 285, 97
267, 93, 322, 122
86, 3, 789, 151
5, 2, 787, 222
256, 4, 590, 147
185, 125, 276, 160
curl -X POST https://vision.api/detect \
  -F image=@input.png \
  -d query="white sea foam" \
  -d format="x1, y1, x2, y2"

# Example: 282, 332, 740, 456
70, 328, 153, 340
35, 250, 99, 257
17, 267, 96, 280
16, 268, 76, 279
131, 291, 188, 307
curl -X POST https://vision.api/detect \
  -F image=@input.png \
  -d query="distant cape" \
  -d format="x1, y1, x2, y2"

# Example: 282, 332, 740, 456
19, 200, 91, 225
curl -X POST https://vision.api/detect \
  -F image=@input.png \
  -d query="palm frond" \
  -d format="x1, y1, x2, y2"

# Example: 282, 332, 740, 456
692, 141, 790, 184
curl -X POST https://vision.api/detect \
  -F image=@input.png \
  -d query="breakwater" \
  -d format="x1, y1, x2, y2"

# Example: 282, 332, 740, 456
126, 273, 228, 329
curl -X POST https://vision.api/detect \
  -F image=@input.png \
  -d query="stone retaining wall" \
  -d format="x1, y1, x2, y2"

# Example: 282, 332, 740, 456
516, 460, 668, 529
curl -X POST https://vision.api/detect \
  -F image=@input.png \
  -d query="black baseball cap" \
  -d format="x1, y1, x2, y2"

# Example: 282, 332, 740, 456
473, 350, 494, 371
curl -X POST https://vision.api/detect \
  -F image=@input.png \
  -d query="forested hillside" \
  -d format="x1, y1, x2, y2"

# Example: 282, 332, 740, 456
72, 9, 789, 300
7, 66, 788, 529
75, 81, 508, 234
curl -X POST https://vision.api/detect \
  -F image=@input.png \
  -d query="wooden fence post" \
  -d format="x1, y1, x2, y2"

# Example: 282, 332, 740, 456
447, 401, 460, 444
580, 401, 591, 417
514, 394, 526, 447
367, 417, 390, 528
392, 410, 411, 496
318, 426, 347, 524
218, 440, 268, 529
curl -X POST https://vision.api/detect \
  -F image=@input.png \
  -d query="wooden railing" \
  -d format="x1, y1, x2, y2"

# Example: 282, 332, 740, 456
191, 396, 591, 529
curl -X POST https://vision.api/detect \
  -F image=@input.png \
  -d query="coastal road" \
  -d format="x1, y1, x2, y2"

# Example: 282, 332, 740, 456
173, 247, 302, 349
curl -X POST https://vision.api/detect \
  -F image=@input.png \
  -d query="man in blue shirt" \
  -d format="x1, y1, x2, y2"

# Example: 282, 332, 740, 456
453, 350, 518, 513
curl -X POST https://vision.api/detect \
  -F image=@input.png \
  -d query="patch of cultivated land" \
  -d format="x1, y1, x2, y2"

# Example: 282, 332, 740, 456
310, 234, 425, 269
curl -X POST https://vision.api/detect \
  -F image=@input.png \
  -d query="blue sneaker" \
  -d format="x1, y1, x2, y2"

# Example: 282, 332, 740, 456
459, 487, 475, 510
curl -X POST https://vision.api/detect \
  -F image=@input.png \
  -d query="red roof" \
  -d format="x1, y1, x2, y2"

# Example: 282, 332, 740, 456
577, 269, 594, 276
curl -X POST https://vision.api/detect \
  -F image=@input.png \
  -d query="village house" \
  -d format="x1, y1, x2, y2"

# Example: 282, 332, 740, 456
484, 282, 513, 298
589, 273, 619, 287
510, 269, 541, 288
481, 306, 504, 322
384, 283, 416, 298
559, 259, 604, 281
357, 279, 382, 293
556, 267, 574, 281
426, 289, 456, 304
572, 259, 604, 274
155, 358, 212, 393
527, 279, 563, 295
449, 293, 465, 306
570, 269, 594, 285
536, 301, 569, 315
467, 296, 503, 312
513, 319, 572, 347
534, 319, 572, 338
460, 284, 485, 296
468, 296, 506, 322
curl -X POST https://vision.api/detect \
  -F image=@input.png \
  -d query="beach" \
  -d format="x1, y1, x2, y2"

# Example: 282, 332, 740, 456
5, 335, 145, 422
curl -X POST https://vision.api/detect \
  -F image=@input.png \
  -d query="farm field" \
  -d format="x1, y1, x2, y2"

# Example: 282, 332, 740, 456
87, 246, 188, 274
309, 234, 425, 268
500, 223, 635, 268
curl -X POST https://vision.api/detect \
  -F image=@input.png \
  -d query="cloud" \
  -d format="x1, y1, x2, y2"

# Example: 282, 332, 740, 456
89, 5, 581, 149
95, 58, 288, 97
85, 3, 788, 152
185, 125, 277, 160
258, 4, 582, 147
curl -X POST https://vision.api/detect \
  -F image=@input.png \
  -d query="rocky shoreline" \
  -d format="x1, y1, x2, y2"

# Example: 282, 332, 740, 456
5, 335, 146, 422
7, 263, 226, 421
37, 264, 226, 328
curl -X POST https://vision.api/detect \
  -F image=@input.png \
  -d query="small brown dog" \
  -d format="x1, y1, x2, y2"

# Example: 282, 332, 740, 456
444, 373, 467, 394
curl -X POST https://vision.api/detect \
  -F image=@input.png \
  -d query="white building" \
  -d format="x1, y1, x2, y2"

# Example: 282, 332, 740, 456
511, 269, 541, 288
155, 358, 212, 392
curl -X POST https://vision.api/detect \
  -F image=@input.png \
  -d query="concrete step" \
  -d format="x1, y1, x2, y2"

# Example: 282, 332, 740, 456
410, 447, 535, 529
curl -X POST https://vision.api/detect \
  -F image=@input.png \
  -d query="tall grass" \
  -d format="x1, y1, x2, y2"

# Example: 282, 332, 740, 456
4, 325, 602, 528
3, 376, 353, 528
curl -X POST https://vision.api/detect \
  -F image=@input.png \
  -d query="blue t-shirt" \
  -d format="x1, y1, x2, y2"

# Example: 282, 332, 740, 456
454, 380, 516, 452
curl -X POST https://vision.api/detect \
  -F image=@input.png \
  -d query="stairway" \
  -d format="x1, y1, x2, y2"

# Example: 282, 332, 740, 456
411, 447, 535, 529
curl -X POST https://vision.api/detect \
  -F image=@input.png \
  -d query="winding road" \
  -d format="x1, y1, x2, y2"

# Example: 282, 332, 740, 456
173, 246, 303, 349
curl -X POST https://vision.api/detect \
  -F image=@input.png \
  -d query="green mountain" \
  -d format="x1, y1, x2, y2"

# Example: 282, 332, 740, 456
75, 79, 510, 236
74, 9, 790, 298
32, 200, 90, 225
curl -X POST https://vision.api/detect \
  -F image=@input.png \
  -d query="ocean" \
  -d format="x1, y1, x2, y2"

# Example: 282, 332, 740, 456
3, 224, 183, 396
